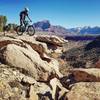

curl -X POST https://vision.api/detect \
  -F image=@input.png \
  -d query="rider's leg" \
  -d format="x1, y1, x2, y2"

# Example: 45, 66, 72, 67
20, 19, 23, 27
23, 20, 27, 32
23, 20, 26, 28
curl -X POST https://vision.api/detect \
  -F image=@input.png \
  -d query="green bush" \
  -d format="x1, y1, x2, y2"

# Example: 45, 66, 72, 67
0, 15, 7, 32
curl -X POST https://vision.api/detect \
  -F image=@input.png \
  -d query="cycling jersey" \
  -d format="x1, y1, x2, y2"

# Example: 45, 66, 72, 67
20, 11, 28, 20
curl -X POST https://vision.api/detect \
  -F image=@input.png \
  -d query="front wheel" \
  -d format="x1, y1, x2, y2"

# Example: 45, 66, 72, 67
27, 25, 35, 36
16, 26, 24, 36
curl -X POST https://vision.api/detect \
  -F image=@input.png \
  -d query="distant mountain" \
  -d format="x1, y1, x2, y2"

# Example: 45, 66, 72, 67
33, 20, 75, 36
68, 26, 100, 34
33, 20, 100, 35
34, 20, 51, 31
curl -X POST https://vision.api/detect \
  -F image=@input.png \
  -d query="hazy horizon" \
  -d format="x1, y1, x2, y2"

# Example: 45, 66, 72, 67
0, 0, 100, 28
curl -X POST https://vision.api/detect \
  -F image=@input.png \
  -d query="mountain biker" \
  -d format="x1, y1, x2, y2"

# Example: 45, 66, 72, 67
20, 7, 32, 27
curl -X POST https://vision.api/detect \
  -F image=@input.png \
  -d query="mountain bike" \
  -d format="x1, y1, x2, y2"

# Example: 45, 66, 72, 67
16, 20, 35, 36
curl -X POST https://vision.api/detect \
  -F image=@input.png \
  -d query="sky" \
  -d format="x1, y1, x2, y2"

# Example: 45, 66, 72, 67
0, 0, 100, 28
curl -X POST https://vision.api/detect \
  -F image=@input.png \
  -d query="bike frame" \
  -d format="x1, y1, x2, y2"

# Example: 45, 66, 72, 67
24, 20, 30, 32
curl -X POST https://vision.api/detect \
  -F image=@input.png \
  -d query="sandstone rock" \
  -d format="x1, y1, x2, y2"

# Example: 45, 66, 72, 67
35, 35, 68, 54
36, 35, 67, 47
0, 36, 20, 42
0, 37, 26, 49
0, 43, 62, 81
28, 78, 68, 99
68, 68, 100, 82
16, 35, 50, 54
85, 61, 93, 68
0, 36, 50, 62
0, 36, 63, 81
29, 85, 38, 100
0, 64, 25, 82
21, 40, 51, 62
0, 35, 66, 100
0, 80, 13, 99
50, 78, 69, 100
95, 60, 100, 68
0, 64, 31, 99
15, 36, 36, 43
0, 80, 26, 100
21, 76, 37, 85
67, 82, 100, 100
30, 82, 52, 100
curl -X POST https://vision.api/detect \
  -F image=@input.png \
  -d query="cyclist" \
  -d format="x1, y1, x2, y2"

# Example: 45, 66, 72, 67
19, 7, 32, 27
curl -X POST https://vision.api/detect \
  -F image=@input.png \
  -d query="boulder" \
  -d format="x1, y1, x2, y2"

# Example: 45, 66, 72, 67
0, 80, 26, 100
68, 68, 100, 82
95, 60, 100, 68
60, 68, 100, 90
0, 64, 25, 83
36, 35, 68, 53
0, 36, 26, 49
16, 35, 50, 54
29, 78, 68, 100
0, 64, 43, 100
29, 85, 38, 100
21, 76, 37, 85
30, 82, 52, 100
67, 82, 100, 100
21, 40, 51, 62
0, 35, 66, 100
0, 43, 62, 81
50, 78, 69, 100
0, 80, 13, 99
0, 35, 63, 81
36, 35, 67, 47
0, 36, 50, 62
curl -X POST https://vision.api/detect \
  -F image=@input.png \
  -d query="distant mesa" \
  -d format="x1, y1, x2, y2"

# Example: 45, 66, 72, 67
33, 20, 100, 35
34, 20, 51, 31
33, 20, 74, 36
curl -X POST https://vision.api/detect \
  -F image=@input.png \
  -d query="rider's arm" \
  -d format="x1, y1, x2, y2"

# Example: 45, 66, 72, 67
27, 14, 32, 22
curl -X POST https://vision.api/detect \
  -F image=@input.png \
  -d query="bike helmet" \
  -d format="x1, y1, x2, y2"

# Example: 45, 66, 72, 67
25, 7, 29, 12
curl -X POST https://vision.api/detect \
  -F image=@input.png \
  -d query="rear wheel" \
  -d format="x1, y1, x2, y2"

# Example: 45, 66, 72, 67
16, 26, 24, 36
27, 25, 35, 36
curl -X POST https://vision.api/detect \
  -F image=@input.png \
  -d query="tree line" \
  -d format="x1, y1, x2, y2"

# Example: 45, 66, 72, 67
0, 15, 17, 32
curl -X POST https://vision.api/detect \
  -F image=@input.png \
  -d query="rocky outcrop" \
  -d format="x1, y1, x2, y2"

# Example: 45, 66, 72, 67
0, 35, 68, 100
0, 64, 30, 100
68, 68, 100, 82
36, 35, 68, 53
1, 34, 100, 100
50, 78, 69, 100
36, 35, 67, 47
28, 78, 69, 100
0, 63, 68, 100
67, 82, 100, 100
60, 68, 100, 89
0, 36, 63, 81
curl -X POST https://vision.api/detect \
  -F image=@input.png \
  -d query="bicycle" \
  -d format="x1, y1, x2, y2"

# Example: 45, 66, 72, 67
16, 20, 35, 36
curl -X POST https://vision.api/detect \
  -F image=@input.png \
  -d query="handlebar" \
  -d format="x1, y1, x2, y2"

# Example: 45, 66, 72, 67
24, 20, 32, 25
